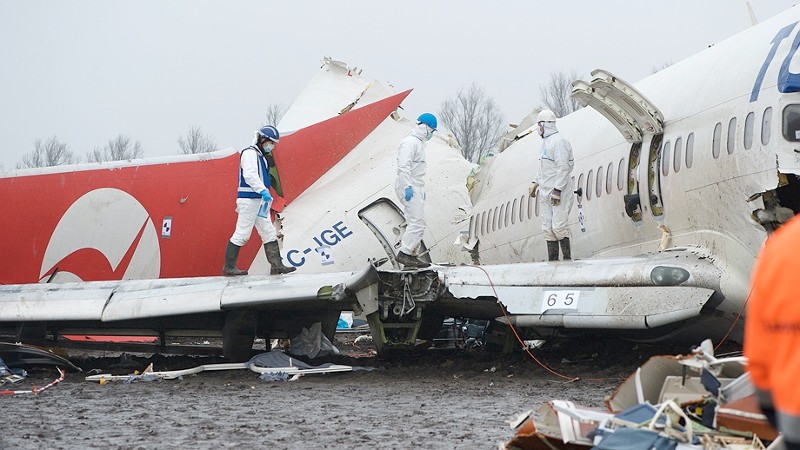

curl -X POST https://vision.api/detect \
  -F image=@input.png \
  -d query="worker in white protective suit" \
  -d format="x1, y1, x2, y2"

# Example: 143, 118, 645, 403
394, 113, 437, 269
222, 125, 296, 276
529, 110, 575, 261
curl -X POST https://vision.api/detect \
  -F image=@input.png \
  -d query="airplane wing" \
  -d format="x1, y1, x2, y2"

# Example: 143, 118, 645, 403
0, 267, 380, 359
0, 247, 729, 356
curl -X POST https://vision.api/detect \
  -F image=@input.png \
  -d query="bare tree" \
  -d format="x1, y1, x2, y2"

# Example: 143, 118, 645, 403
439, 83, 506, 163
539, 70, 582, 118
17, 135, 79, 168
87, 134, 143, 163
177, 126, 216, 154
264, 103, 286, 126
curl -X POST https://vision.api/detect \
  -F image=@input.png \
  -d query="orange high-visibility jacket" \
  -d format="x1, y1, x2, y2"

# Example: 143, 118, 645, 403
745, 214, 800, 416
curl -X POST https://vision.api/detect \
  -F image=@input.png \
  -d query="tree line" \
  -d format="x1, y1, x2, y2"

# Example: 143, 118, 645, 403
14, 70, 583, 169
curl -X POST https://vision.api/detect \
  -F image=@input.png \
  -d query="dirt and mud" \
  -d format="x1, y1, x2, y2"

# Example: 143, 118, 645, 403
1, 334, 742, 450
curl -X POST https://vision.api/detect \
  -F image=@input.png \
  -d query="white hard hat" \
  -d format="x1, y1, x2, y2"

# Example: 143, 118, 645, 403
536, 109, 558, 122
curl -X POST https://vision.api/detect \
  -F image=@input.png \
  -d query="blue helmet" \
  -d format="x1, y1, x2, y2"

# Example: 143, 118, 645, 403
417, 113, 437, 130
257, 125, 280, 143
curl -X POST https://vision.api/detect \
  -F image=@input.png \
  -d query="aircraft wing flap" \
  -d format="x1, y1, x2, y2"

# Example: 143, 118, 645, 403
0, 268, 379, 323
0, 283, 116, 321
100, 270, 372, 320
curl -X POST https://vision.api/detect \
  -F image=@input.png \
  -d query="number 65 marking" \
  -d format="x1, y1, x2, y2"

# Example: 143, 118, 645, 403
541, 290, 581, 313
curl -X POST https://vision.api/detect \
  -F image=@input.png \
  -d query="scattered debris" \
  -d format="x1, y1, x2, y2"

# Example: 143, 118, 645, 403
0, 367, 65, 396
289, 322, 339, 358
0, 341, 82, 372
504, 339, 778, 450
85, 349, 366, 383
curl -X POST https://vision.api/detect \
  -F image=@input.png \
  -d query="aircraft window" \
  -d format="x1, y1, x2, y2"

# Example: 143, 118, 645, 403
712, 123, 722, 159
469, 216, 475, 238
511, 199, 518, 225
782, 104, 800, 142
519, 195, 525, 223
617, 159, 625, 190
498, 204, 505, 230
586, 169, 594, 200
762, 107, 772, 145
606, 162, 613, 194
480, 211, 486, 236
492, 207, 498, 232
577, 173, 585, 199
686, 133, 694, 168
661, 140, 671, 176
744, 112, 755, 149
527, 192, 534, 219
674, 137, 683, 173
596, 165, 604, 198
506, 201, 512, 228
727, 117, 737, 154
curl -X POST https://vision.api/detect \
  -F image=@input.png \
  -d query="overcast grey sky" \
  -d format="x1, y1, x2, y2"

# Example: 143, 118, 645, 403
0, 1, 795, 169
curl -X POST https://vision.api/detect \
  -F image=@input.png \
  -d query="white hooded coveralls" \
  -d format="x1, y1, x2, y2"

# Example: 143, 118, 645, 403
229, 146, 278, 247
533, 122, 574, 241
395, 124, 429, 255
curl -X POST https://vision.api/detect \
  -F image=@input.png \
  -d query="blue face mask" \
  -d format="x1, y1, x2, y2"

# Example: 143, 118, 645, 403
425, 126, 434, 141
263, 142, 275, 153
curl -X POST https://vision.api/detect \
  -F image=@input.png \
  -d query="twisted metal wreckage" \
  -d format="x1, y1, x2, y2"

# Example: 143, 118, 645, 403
504, 340, 780, 450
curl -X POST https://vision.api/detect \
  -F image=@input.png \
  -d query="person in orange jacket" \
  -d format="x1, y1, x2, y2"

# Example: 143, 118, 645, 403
744, 214, 800, 449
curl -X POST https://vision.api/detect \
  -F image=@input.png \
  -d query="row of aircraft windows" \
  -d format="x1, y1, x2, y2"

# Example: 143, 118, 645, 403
471, 193, 539, 237
710, 107, 772, 161
472, 107, 776, 237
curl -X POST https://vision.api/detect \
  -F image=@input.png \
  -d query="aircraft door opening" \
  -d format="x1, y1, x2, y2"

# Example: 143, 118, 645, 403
358, 198, 430, 269
624, 142, 643, 222
646, 133, 665, 217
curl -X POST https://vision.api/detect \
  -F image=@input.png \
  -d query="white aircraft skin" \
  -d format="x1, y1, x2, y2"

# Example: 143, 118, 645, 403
245, 58, 475, 276
451, 5, 800, 342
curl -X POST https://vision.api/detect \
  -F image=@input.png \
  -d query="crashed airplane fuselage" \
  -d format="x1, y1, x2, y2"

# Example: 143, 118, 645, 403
452, 6, 800, 343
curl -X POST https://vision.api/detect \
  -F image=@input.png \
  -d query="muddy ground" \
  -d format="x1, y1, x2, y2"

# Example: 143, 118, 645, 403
1, 334, 741, 450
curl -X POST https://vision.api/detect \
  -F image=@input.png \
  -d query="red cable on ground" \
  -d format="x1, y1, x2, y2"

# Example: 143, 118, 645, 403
464, 265, 581, 382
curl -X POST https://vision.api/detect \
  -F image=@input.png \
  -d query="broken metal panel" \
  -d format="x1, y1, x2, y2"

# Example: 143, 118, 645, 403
605, 354, 745, 413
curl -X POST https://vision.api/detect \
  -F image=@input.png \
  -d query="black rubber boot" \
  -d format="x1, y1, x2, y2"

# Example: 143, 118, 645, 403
559, 237, 571, 261
223, 242, 248, 276
264, 240, 296, 275
396, 251, 430, 269
546, 241, 559, 261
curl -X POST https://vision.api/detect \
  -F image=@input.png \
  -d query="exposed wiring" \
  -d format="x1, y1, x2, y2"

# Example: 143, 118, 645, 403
714, 285, 752, 353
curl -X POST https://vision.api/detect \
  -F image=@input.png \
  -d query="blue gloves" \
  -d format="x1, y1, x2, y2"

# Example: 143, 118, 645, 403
404, 186, 413, 201
260, 190, 272, 203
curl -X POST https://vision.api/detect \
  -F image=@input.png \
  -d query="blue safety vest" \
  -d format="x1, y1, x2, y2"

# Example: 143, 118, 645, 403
237, 146, 270, 199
